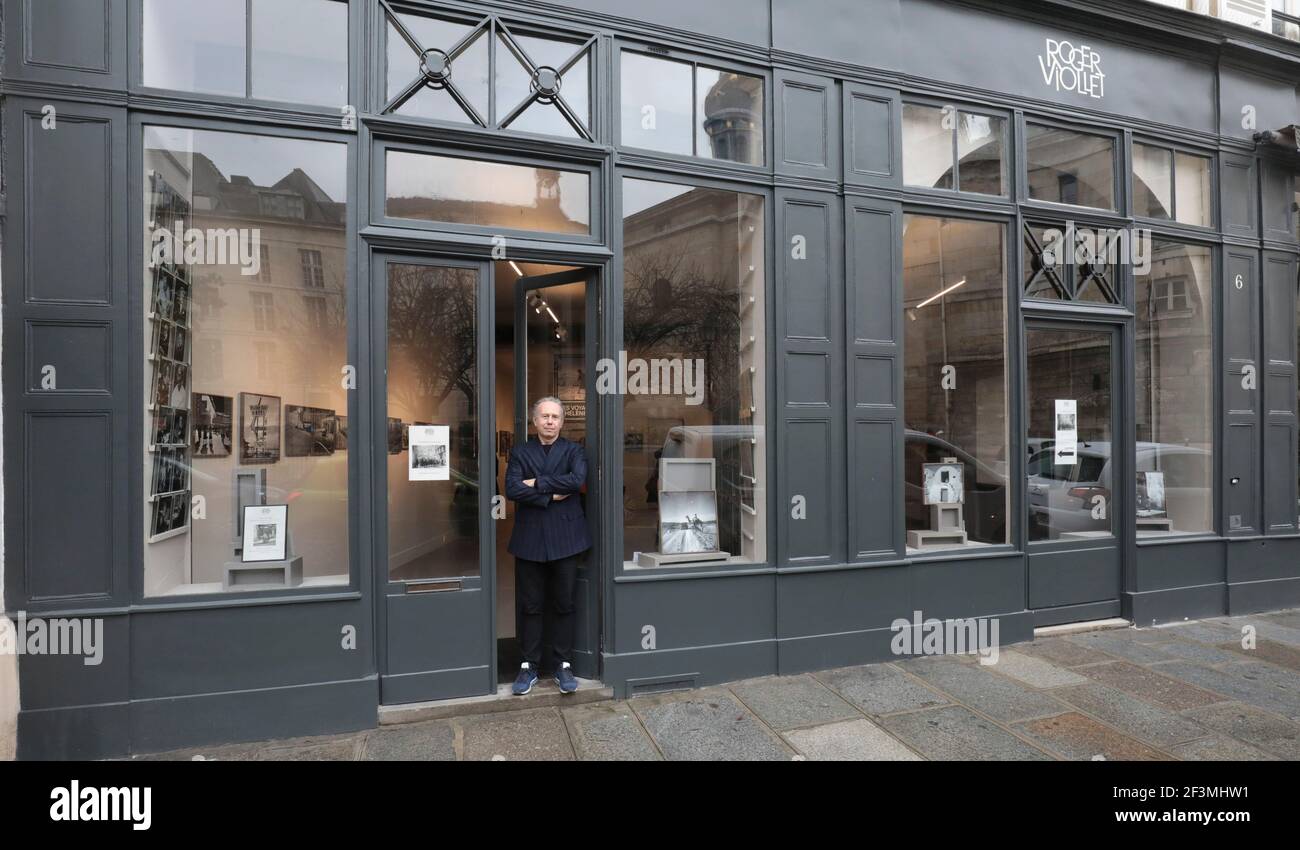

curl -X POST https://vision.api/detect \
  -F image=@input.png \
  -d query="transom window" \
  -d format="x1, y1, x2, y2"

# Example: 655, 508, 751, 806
1022, 222, 1121, 304
902, 103, 1008, 196
382, 1, 594, 140
1025, 123, 1116, 211
619, 51, 764, 166
142, 0, 348, 107
1132, 142, 1212, 227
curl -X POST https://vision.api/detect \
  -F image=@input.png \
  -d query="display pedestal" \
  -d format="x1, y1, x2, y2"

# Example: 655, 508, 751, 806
223, 556, 303, 590
224, 529, 302, 590
636, 550, 731, 568
1136, 516, 1173, 532
907, 503, 968, 549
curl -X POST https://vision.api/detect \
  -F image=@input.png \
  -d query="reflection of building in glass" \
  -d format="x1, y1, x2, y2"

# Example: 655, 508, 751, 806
701, 71, 763, 164
622, 183, 765, 561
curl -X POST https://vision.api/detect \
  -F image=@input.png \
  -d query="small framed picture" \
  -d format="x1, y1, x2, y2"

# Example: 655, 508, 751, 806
171, 326, 188, 363
241, 504, 288, 563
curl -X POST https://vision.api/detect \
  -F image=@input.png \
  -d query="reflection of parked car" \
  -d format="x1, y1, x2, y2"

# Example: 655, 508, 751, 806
1026, 441, 1212, 536
905, 430, 1007, 544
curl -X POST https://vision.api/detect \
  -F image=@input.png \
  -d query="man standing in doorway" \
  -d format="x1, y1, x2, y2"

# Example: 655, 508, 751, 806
505, 396, 591, 695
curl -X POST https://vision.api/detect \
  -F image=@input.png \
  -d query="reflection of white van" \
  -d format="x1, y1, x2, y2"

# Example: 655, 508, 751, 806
1026, 441, 1212, 535
661, 424, 765, 460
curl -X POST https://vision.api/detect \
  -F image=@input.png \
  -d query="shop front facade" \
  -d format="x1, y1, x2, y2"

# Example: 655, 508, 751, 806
2, 0, 1299, 759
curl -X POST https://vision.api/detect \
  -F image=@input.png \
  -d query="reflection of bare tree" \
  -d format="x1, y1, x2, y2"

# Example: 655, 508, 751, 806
622, 249, 741, 408
386, 264, 478, 417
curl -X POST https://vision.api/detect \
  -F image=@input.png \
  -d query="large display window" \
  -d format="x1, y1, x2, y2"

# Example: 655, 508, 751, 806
621, 178, 766, 568
142, 126, 350, 596
1134, 239, 1214, 537
901, 215, 1009, 552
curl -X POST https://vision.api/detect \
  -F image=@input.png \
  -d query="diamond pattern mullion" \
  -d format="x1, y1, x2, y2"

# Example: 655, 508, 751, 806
498, 89, 542, 129
382, 1, 427, 59
552, 94, 593, 141
446, 16, 491, 62
443, 78, 488, 127
384, 76, 427, 114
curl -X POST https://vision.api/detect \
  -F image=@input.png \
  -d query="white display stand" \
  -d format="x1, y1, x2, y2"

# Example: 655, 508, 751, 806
636, 550, 730, 568
223, 529, 304, 590
1136, 517, 1174, 532
907, 503, 969, 549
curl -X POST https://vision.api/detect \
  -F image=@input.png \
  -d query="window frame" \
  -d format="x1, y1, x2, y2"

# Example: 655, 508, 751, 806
900, 94, 1014, 200
371, 136, 604, 245
377, 0, 600, 144
613, 40, 772, 174
130, 111, 361, 606
1020, 215, 1130, 310
1129, 136, 1218, 231
1130, 233, 1221, 543
899, 207, 1017, 558
1019, 114, 1123, 215
134, 0, 353, 113
613, 166, 777, 576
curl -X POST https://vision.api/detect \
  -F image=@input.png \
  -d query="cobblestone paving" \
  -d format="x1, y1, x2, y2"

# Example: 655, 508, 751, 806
134, 609, 1300, 761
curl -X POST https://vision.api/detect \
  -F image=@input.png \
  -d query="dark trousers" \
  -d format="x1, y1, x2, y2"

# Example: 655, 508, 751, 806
516, 554, 580, 669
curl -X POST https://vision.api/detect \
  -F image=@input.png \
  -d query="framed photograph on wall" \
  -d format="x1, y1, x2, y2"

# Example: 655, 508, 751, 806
192, 393, 233, 458
387, 418, 403, 454
241, 504, 288, 563
334, 416, 348, 452
239, 392, 281, 463
285, 405, 337, 457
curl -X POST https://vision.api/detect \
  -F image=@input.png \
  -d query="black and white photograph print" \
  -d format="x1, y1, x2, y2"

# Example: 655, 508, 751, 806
152, 270, 174, 320
171, 364, 189, 409
1136, 471, 1168, 517
334, 416, 348, 452
157, 321, 173, 361
1055, 411, 1077, 432
173, 281, 190, 327
153, 360, 174, 409
923, 462, 965, 505
241, 504, 288, 563
285, 405, 337, 457
408, 425, 450, 481
172, 410, 188, 447
152, 406, 174, 447
240, 392, 282, 463
658, 490, 721, 555
387, 418, 403, 455
192, 393, 234, 458
171, 326, 188, 363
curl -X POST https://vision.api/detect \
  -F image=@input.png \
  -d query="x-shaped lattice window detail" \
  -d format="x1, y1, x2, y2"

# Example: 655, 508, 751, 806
382, 2, 594, 141
1022, 223, 1119, 304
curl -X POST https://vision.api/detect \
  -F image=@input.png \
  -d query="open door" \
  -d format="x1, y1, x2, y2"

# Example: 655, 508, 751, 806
499, 263, 600, 680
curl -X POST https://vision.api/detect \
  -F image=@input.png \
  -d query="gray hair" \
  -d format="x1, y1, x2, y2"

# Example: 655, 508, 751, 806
530, 396, 564, 421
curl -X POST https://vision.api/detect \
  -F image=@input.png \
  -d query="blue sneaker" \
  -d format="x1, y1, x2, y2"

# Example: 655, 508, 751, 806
512, 664, 538, 696
554, 663, 579, 694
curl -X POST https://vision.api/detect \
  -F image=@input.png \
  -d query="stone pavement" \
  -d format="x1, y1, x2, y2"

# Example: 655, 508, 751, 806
134, 609, 1300, 761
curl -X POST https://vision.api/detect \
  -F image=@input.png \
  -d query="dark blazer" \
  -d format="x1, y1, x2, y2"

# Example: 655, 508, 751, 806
506, 436, 592, 562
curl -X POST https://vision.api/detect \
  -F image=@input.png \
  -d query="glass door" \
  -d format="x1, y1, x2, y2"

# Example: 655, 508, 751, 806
377, 255, 495, 704
1024, 322, 1124, 625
